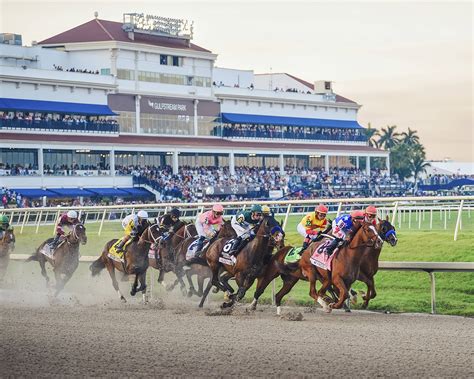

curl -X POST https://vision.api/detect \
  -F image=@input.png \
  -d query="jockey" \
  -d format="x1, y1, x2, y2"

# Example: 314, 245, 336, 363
324, 210, 365, 256
115, 210, 149, 253
0, 214, 10, 240
194, 204, 224, 257
365, 205, 378, 225
227, 204, 263, 256
159, 208, 182, 241
262, 205, 273, 217
297, 204, 330, 250
50, 210, 80, 249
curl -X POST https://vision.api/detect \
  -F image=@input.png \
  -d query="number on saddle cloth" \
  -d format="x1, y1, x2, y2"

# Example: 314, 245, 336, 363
316, 239, 332, 255
221, 239, 235, 256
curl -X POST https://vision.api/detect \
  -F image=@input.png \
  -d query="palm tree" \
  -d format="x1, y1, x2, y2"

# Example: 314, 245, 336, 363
401, 127, 420, 147
378, 125, 400, 150
365, 122, 379, 147
411, 152, 431, 189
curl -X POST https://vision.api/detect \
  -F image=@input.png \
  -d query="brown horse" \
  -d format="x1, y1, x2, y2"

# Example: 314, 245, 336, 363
149, 221, 197, 294
90, 223, 160, 303
357, 217, 398, 308
199, 215, 283, 308
27, 223, 87, 296
272, 222, 379, 313
174, 219, 236, 298
0, 228, 15, 283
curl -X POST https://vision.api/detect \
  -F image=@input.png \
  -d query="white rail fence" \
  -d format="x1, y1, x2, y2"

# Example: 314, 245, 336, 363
2, 196, 473, 240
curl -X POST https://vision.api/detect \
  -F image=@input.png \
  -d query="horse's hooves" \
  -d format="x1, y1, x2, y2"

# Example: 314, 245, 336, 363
211, 287, 219, 294
344, 308, 352, 313
130, 290, 136, 296
221, 301, 233, 309
120, 297, 127, 303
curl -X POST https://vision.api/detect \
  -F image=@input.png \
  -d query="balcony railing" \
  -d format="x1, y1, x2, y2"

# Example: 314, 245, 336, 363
0, 119, 119, 133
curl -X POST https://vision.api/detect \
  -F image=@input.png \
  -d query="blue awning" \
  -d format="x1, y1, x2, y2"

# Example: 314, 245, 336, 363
221, 113, 363, 129
120, 187, 154, 197
49, 188, 95, 197
87, 188, 129, 197
0, 98, 117, 116
12, 189, 57, 198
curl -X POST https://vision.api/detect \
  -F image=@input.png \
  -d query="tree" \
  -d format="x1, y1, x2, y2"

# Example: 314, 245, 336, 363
378, 125, 400, 150
390, 143, 413, 179
401, 127, 420, 147
410, 145, 430, 188
365, 122, 379, 148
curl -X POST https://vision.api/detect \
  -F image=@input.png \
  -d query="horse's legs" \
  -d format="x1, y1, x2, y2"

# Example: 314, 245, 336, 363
137, 272, 148, 304
196, 270, 206, 297
330, 275, 349, 309
130, 274, 139, 296
220, 271, 235, 297
274, 276, 299, 315
308, 270, 331, 313
250, 263, 280, 310
185, 268, 197, 297
199, 266, 226, 308
38, 254, 50, 287
106, 263, 126, 302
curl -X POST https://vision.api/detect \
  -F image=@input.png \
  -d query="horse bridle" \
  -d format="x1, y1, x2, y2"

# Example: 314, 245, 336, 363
141, 223, 161, 245
66, 224, 83, 245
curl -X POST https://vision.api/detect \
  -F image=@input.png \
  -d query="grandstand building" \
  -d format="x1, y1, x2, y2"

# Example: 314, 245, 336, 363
0, 13, 389, 199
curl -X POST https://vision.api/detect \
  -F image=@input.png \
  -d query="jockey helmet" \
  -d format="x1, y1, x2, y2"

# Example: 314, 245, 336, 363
315, 204, 328, 215
170, 208, 181, 218
365, 205, 377, 216
0, 215, 9, 224
250, 204, 262, 213
350, 210, 365, 220
137, 210, 148, 219
212, 204, 224, 214
261, 205, 271, 215
67, 210, 78, 219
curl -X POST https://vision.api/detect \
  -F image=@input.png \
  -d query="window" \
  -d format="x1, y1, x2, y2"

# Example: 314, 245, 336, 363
172, 56, 179, 66
100, 68, 111, 75
187, 76, 194, 86
160, 55, 168, 65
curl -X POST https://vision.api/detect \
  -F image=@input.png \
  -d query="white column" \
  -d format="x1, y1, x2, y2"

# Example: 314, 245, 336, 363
109, 149, 115, 177
324, 155, 330, 173
386, 155, 390, 173
193, 99, 199, 136
229, 152, 235, 175
279, 153, 285, 175
172, 151, 179, 175
356, 156, 359, 170
135, 95, 141, 134
366, 156, 371, 176
38, 147, 44, 176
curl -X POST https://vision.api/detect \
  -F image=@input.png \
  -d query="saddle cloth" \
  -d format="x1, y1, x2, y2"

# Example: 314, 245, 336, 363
148, 243, 161, 260
40, 239, 65, 259
218, 238, 237, 266
310, 240, 335, 271
186, 239, 210, 261
108, 239, 132, 262
284, 246, 304, 264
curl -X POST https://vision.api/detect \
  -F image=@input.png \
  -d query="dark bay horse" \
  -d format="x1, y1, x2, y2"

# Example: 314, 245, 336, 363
149, 221, 197, 294
199, 215, 283, 308
27, 224, 87, 296
90, 223, 160, 303
0, 228, 15, 283
357, 217, 398, 308
174, 220, 236, 298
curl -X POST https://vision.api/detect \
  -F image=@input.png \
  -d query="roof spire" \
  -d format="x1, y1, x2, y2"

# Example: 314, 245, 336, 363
94, 11, 99, 19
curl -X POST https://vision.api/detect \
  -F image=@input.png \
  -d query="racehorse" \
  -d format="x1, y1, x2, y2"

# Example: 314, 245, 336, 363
174, 219, 236, 298
272, 222, 379, 313
0, 227, 15, 283
149, 221, 196, 294
27, 223, 87, 296
199, 215, 283, 308
357, 217, 398, 308
90, 223, 160, 303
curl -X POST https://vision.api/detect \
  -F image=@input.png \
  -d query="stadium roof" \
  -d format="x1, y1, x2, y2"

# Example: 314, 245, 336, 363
38, 18, 211, 53
0, 132, 386, 155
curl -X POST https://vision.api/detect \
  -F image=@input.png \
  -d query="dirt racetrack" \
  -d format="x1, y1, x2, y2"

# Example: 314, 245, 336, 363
1, 286, 473, 378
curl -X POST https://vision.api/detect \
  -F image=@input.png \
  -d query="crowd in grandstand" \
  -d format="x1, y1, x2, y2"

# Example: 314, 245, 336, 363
53, 64, 99, 74
214, 124, 366, 142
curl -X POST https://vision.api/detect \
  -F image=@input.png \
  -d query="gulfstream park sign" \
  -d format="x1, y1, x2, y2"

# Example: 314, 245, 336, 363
147, 100, 187, 112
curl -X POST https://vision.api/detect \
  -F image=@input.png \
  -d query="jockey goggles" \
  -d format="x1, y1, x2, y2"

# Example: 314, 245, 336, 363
213, 211, 223, 216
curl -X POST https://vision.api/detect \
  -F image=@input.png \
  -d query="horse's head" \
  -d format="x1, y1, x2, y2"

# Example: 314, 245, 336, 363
377, 216, 398, 247
258, 215, 284, 245
349, 221, 379, 249
218, 219, 236, 239
71, 223, 87, 245
1, 228, 15, 251
141, 222, 162, 247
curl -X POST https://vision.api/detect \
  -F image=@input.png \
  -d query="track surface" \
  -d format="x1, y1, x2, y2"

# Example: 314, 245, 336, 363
1, 292, 473, 378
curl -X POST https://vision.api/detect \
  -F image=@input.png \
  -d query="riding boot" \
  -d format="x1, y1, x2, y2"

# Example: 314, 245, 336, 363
301, 236, 311, 252
49, 234, 61, 249
194, 236, 206, 258
228, 236, 243, 256
115, 239, 126, 254
325, 238, 342, 256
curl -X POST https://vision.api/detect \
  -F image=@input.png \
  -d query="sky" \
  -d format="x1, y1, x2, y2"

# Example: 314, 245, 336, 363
1, 0, 472, 161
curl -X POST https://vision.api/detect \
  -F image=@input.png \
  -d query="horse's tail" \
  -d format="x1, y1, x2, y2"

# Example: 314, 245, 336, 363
274, 260, 299, 275
25, 254, 38, 262
90, 256, 105, 276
